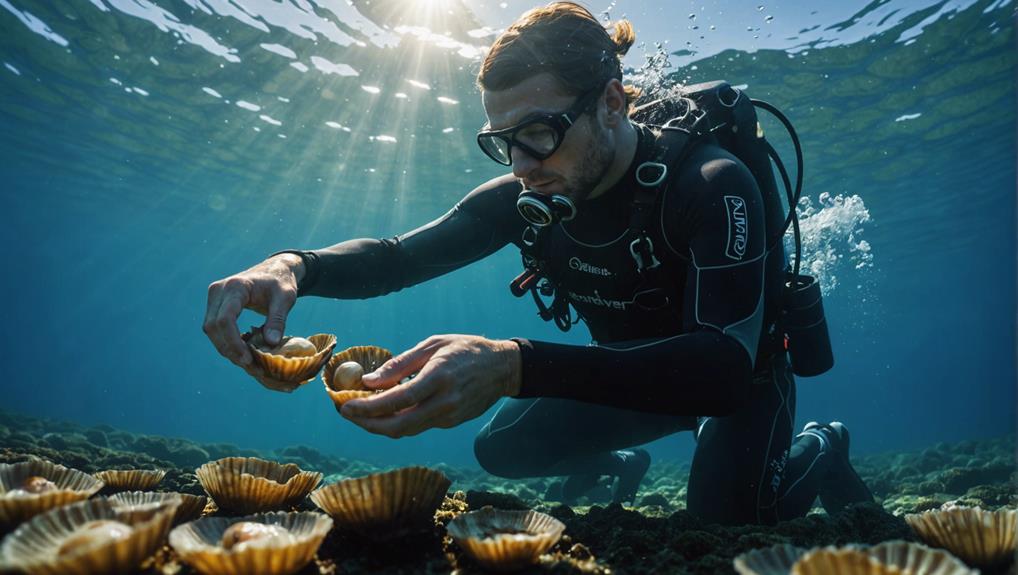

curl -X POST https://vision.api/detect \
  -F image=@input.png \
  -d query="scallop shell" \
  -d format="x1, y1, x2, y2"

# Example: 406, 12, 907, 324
0, 495, 179, 575
196, 457, 322, 515
446, 506, 566, 572
94, 469, 166, 492
0, 460, 104, 527
735, 541, 978, 575
906, 504, 1017, 568
791, 548, 904, 575
169, 511, 332, 575
110, 491, 209, 526
244, 328, 337, 385
868, 540, 978, 575
733, 543, 808, 575
322, 346, 392, 407
309, 466, 449, 538
325, 346, 393, 379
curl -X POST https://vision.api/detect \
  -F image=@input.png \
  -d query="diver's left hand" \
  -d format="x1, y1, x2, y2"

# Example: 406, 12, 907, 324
339, 335, 522, 438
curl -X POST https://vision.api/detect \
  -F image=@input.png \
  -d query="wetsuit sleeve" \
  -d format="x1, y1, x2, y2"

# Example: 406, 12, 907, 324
300, 175, 522, 299
514, 148, 767, 416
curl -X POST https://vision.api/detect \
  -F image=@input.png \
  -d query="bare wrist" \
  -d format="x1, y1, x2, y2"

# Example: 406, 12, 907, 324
270, 253, 305, 284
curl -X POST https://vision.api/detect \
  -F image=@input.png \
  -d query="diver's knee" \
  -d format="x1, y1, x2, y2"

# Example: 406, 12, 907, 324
473, 429, 528, 479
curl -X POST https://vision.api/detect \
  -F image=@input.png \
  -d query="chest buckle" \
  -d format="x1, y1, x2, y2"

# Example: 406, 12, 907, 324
629, 236, 661, 273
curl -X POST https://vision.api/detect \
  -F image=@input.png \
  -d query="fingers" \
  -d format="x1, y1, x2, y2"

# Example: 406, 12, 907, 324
203, 279, 252, 366
361, 339, 438, 389
262, 288, 296, 346
342, 365, 441, 418
344, 395, 450, 438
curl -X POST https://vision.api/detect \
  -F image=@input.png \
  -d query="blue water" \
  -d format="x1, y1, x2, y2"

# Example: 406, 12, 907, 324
0, 0, 1014, 470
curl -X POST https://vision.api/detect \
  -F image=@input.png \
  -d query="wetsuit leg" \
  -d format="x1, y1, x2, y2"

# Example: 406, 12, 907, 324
686, 354, 832, 525
474, 397, 696, 480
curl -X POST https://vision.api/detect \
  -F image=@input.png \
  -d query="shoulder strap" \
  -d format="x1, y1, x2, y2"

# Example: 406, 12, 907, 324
627, 128, 698, 274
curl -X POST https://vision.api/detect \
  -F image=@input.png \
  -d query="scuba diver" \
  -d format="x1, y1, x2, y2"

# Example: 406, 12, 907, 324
203, 2, 874, 525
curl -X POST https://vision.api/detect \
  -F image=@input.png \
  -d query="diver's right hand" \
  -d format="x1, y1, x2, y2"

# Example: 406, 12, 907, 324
203, 254, 304, 391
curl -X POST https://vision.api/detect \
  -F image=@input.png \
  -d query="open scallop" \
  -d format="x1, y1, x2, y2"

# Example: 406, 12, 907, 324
791, 547, 902, 575
244, 327, 337, 386
867, 540, 977, 575
734, 543, 808, 575
0, 495, 179, 575
169, 511, 332, 575
196, 457, 322, 515
94, 469, 165, 492
321, 345, 392, 408
0, 459, 104, 527
906, 504, 1017, 568
734, 541, 977, 575
309, 466, 449, 538
110, 490, 209, 526
446, 506, 566, 572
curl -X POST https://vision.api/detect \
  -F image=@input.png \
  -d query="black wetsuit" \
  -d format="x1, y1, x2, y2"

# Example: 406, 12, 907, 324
299, 125, 836, 525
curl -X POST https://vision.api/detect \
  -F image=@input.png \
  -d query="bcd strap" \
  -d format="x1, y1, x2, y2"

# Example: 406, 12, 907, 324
628, 128, 697, 275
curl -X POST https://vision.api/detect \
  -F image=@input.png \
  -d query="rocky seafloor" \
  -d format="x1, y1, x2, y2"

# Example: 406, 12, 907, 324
0, 409, 1014, 574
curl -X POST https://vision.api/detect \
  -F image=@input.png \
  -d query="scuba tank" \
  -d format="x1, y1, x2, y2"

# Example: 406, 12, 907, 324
633, 81, 834, 376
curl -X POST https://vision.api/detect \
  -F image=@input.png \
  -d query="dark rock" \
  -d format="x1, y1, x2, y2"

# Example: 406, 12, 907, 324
915, 448, 947, 474
941, 464, 1014, 494
84, 429, 108, 448
9, 431, 34, 444
277, 445, 327, 468
917, 480, 943, 496
962, 484, 1018, 508
131, 436, 175, 461
868, 476, 894, 497
829, 503, 913, 545
170, 445, 211, 469
548, 504, 576, 520
465, 490, 530, 510
517, 486, 540, 502
639, 492, 671, 508
42, 432, 90, 451
544, 479, 564, 501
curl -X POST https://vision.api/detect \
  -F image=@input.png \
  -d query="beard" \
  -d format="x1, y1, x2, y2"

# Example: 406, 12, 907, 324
562, 126, 615, 203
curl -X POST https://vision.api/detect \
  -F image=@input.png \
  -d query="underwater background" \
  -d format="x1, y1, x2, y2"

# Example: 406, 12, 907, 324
0, 0, 1014, 474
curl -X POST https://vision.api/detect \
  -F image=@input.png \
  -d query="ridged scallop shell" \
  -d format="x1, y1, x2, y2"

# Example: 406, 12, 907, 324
0, 495, 179, 575
321, 346, 392, 407
94, 469, 166, 492
0, 460, 104, 527
791, 548, 904, 575
110, 491, 209, 526
169, 511, 332, 575
446, 506, 566, 572
196, 457, 322, 514
309, 466, 449, 537
868, 541, 978, 575
245, 329, 337, 385
906, 505, 1017, 568
733, 543, 808, 575
322, 346, 392, 390
734, 541, 978, 575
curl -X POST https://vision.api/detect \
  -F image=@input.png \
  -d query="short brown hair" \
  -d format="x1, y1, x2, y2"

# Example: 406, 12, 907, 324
477, 2, 640, 106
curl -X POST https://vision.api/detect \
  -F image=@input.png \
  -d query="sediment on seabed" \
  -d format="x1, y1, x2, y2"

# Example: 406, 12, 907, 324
0, 409, 1013, 574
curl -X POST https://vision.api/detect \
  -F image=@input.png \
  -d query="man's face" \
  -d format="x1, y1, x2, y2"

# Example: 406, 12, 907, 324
481, 73, 614, 204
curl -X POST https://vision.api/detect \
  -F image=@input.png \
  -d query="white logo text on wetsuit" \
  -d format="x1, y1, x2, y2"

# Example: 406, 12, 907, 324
724, 195, 748, 261
568, 257, 613, 277
568, 290, 627, 310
